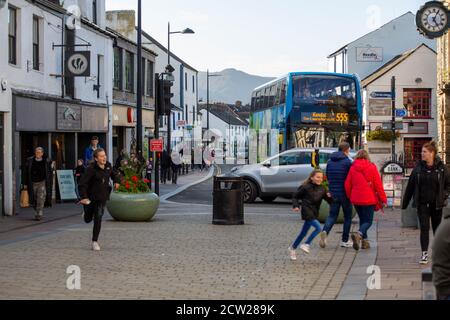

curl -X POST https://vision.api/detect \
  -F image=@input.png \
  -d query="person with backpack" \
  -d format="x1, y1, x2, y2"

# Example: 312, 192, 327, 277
402, 141, 450, 265
288, 169, 333, 260
319, 142, 354, 249
345, 150, 387, 251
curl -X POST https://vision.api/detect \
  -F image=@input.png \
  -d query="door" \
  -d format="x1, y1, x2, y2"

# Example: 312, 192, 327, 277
260, 152, 305, 194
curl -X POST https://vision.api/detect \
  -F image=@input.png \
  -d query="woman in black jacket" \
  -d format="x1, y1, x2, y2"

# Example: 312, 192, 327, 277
78, 148, 120, 251
289, 169, 333, 260
402, 141, 450, 265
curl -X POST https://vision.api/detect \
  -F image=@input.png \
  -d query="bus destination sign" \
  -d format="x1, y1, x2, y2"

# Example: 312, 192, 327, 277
301, 112, 349, 124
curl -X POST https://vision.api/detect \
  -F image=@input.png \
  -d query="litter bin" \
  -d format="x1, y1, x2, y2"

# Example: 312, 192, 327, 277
213, 175, 244, 225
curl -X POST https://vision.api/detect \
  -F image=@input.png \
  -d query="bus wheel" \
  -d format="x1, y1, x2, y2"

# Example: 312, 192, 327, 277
260, 196, 276, 203
243, 180, 258, 203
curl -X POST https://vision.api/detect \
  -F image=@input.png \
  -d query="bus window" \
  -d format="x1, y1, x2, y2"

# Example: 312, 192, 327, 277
263, 87, 270, 109
274, 81, 281, 106
269, 85, 276, 107
280, 80, 287, 104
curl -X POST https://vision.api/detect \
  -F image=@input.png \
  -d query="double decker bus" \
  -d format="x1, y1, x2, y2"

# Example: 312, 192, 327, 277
249, 72, 363, 160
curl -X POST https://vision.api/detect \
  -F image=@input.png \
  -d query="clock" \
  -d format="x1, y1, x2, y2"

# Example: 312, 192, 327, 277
416, 1, 450, 39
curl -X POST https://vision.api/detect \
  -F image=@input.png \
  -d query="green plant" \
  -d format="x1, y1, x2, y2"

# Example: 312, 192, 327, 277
366, 129, 401, 142
116, 153, 151, 194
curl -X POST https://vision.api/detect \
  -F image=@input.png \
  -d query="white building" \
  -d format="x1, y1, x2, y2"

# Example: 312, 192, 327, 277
361, 44, 437, 171
105, 11, 200, 152
328, 12, 436, 80
0, 0, 114, 215
199, 104, 248, 164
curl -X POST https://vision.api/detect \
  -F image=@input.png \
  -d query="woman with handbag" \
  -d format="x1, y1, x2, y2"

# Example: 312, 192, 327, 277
345, 150, 387, 251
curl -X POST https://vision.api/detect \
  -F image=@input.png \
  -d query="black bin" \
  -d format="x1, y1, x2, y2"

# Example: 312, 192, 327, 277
213, 175, 244, 225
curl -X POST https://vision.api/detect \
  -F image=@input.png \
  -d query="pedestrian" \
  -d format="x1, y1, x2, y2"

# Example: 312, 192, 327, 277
114, 149, 126, 171
171, 149, 182, 185
320, 142, 354, 249
24, 147, 53, 221
345, 150, 387, 251
74, 159, 85, 184
161, 149, 170, 184
146, 158, 153, 189
288, 169, 333, 260
84, 136, 102, 167
432, 208, 450, 300
402, 141, 450, 265
78, 148, 120, 251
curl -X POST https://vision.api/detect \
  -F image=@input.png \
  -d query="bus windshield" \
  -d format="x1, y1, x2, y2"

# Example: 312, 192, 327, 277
292, 75, 356, 108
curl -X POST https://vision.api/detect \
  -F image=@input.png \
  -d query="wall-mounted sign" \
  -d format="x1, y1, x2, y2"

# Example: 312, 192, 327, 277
65, 51, 90, 77
369, 99, 391, 116
177, 120, 186, 127
370, 92, 392, 99
382, 162, 404, 174
356, 47, 383, 62
369, 148, 392, 155
56, 170, 78, 201
405, 122, 428, 134
57, 104, 82, 130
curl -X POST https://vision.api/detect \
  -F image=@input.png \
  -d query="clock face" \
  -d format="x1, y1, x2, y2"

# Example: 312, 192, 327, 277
416, 1, 450, 39
420, 6, 448, 32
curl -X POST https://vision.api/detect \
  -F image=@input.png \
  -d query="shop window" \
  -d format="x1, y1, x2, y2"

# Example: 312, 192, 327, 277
404, 138, 432, 168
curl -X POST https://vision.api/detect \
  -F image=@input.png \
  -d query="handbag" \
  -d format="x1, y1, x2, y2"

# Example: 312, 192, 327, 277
20, 186, 30, 208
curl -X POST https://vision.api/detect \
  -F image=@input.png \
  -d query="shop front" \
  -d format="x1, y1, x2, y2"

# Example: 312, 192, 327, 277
13, 93, 109, 208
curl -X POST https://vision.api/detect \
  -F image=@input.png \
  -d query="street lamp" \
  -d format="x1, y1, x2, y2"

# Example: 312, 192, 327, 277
166, 22, 195, 152
136, 0, 143, 157
206, 70, 222, 131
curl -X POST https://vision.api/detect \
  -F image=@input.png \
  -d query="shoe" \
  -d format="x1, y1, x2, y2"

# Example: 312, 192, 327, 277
351, 233, 362, 251
340, 240, 354, 248
288, 247, 297, 261
361, 239, 371, 250
92, 242, 101, 251
319, 231, 328, 248
300, 244, 311, 254
35, 216, 42, 221
420, 252, 429, 265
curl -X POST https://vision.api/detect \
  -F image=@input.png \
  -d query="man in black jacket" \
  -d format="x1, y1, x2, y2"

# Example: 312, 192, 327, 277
78, 148, 119, 251
433, 209, 450, 300
24, 147, 53, 221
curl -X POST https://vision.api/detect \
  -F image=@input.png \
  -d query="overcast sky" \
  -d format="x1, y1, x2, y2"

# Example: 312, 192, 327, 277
106, 0, 427, 77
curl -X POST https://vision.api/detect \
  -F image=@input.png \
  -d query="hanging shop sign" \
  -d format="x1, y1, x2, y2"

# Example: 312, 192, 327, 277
65, 51, 91, 77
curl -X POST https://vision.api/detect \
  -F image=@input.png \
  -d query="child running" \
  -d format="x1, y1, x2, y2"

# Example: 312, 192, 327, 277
289, 169, 333, 260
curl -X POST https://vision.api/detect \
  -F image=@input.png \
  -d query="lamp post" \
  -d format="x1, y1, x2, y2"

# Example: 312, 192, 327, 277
136, 0, 143, 157
206, 70, 222, 131
166, 23, 194, 152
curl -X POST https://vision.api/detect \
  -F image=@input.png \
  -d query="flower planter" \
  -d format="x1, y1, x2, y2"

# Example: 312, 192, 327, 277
318, 201, 357, 224
107, 192, 160, 222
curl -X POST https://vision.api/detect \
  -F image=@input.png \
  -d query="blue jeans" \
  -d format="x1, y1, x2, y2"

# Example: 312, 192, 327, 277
292, 219, 322, 249
355, 205, 375, 240
323, 196, 353, 242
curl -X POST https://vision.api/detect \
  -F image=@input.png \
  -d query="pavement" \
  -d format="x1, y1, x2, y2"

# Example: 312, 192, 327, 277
0, 165, 431, 300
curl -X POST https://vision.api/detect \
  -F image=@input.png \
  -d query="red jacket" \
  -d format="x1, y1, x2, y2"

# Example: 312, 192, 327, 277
345, 159, 387, 207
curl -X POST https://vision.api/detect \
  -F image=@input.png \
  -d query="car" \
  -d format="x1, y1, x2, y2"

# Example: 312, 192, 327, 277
230, 148, 356, 203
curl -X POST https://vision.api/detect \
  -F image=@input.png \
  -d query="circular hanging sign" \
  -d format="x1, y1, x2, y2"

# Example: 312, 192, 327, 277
416, 1, 450, 39
66, 51, 90, 77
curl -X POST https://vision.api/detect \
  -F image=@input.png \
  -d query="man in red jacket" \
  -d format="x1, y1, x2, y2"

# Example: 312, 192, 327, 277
345, 150, 387, 251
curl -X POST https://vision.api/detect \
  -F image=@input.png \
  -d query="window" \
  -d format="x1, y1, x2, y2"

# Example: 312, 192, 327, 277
185, 72, 188, 91
403, 89, 432, 118
113, 47, 122, 89
271, 152, 304, 166
185, 105, 188, 123
404, 138, 432, 168
32, 16, 40, 70
125, 51, 134, 92
92, 0, 97, 24
147, 60, 154, 97
192, 75, 195, 93
8, 7, 17, 65
280, 80, 287, 104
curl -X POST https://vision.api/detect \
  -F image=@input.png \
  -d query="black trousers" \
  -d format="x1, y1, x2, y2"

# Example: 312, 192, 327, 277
417, 203, 443, 252
84, 201, 105, 242
161, 167, 169, 184
172, 166, 179, 184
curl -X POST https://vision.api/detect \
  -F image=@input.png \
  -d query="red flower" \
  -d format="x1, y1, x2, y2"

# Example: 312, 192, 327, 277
125, 182, 130, 189
132, 176, 139, 183
143, 179, 150, 184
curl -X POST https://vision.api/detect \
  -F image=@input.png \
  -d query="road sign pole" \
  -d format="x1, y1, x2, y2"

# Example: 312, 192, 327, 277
391, 76, 396, 162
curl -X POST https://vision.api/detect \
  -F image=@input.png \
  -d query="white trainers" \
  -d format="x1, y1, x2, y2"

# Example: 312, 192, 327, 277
288, 247, 297, 261
420, 252, 429, 265
300, 244, 311, 254
340, 240, 354, 248
92, 242, 101, 251
319, 231, 328, 248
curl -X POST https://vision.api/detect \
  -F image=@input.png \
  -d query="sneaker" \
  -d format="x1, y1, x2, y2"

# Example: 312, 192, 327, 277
300, 244, 311, 254
35, 215, 42, 221
361, 239, 371, 250
319, 231, 328, 248
92, 242, 101, 251
351, 233, 362, 251
340, 240, 354, 248
420, 252, 429, 265
288, 247, 297, 261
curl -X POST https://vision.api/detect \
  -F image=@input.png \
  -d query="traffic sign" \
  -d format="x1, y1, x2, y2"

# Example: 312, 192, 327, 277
370, 91, 392, 99
150, 139, 164, 152
395, 109, 407, 118
177, 120, 186, 127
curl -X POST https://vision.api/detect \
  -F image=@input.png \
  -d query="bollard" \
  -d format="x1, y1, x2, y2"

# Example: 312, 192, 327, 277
422, 268, 436, 300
